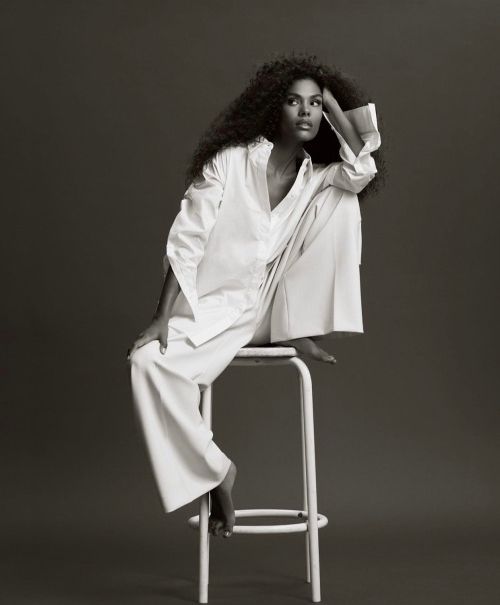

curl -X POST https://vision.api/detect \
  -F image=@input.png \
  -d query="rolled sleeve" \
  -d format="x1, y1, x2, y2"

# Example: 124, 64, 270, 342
322, 102, 381, 194
163, 147, 230, 320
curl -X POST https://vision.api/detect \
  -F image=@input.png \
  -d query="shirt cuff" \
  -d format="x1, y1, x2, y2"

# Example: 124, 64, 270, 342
322, 102, 381, 166
164, 249, 200, 321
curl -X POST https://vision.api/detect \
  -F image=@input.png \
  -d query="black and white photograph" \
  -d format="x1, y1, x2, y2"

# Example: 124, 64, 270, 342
2, 1, 499, 604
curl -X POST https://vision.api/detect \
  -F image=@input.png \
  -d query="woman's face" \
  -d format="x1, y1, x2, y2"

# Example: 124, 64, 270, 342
279, 78, 323, 143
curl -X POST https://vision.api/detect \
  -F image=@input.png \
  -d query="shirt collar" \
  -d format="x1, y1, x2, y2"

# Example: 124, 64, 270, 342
248, 135, 313, 180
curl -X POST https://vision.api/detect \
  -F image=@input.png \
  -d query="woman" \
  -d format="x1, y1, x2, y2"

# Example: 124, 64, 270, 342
127, 53, 384, 539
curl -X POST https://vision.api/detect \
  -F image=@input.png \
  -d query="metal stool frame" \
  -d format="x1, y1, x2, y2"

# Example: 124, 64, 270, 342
187, 346, 327, 602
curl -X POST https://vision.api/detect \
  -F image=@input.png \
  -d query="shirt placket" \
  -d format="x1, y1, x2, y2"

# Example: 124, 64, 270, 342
270, 161, 308, 223
241, 143, 310, 313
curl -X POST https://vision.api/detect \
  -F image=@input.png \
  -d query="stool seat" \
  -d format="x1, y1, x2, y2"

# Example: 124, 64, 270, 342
234, 345, 298, 357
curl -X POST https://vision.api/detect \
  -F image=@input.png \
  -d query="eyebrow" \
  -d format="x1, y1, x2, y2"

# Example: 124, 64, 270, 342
287, 92, 323, 98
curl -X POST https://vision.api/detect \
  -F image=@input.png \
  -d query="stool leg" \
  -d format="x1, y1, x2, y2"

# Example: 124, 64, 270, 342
292, 358, 321, 603
199, 385, 212, 603
300, 385, 311, 584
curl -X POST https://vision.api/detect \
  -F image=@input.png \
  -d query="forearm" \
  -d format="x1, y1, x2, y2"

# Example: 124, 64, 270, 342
323, 97, 365, 157
153, 264, 180, 320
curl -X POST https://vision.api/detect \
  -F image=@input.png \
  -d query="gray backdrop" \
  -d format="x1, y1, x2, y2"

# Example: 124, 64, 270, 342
2, 1, 499, 603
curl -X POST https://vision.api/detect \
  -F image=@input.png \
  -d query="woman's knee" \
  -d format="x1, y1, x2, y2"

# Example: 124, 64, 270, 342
129, 340, 161, 373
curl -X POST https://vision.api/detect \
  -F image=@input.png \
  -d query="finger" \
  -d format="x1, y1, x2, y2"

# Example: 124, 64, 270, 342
127, 345, 139, 361
127, 335, 153, 360
159, 338, 169, 355
159, 335, 168, 354
159, 331, 169, 355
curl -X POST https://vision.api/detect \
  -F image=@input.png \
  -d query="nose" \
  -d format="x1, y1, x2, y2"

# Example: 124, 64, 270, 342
299, 103, 311, 116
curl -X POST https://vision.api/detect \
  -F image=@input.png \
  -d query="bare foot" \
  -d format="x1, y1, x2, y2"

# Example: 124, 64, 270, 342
209, 461, 237, 538
278, 337, 336, 364
208, 494, 224, 537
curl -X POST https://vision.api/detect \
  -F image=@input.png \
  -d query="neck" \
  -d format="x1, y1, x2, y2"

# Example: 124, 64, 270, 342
268, 135, 302, 177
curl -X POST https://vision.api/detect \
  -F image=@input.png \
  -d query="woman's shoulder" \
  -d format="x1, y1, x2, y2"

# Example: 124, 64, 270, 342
215, 141, 252, 164
209, 139, 258, 173
222, 141, 254, 153
219, 137, 263, 154
212, 143, 240, 161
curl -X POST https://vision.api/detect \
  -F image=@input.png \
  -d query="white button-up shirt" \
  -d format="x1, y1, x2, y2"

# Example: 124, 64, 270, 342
164, 103, 381, 346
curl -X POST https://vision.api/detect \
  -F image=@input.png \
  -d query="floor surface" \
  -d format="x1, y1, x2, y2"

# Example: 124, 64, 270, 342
3, 523, 499, 604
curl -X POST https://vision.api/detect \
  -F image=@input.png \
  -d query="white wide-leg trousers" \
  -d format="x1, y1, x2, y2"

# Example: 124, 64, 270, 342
129, 296, 270, 513
129, 187, 358, 513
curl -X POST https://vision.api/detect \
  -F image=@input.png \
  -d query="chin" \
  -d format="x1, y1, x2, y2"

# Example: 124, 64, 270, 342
296, 131, 316, 143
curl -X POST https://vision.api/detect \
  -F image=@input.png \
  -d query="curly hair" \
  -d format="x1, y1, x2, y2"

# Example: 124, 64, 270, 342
184, 51, 386, 202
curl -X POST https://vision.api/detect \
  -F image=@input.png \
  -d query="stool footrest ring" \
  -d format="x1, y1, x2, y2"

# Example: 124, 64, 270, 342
188, 508, 328, 534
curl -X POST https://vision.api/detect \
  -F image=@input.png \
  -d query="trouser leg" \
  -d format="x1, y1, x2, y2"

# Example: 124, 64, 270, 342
129, 305, 258, 513
254, 187, 363, 342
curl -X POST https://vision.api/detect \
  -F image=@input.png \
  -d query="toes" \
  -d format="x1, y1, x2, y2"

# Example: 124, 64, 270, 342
209, 520, 222, 537
208, 519, 216, 536
313, 346, 336, 364
213, 520, 224, 537
209, 511, 224, 537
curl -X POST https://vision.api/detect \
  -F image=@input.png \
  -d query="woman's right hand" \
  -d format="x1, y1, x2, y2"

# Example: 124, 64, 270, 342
127, 314, 170, 361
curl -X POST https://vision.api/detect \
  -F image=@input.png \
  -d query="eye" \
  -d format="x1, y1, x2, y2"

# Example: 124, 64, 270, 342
286, 97, 323, 106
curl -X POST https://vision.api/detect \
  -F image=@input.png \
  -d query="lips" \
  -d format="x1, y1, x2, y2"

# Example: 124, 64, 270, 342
296, 121, 313, 128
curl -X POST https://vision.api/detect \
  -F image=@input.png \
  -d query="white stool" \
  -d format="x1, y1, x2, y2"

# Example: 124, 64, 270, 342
187, 346, 328, 602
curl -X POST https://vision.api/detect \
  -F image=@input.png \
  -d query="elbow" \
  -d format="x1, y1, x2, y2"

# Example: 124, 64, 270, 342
349, 172, 377, 194
339, 165, 377, 194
